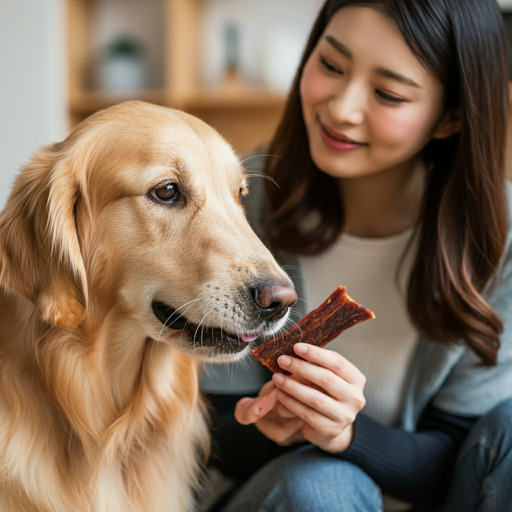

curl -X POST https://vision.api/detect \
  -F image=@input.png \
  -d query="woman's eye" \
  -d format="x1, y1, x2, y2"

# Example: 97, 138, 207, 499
376, 90, 406, 104
319, 56, 342, 74
151, 181, 181, 204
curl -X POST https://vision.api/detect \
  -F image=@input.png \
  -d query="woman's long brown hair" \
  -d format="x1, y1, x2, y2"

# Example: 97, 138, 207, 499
263, 0, 509, 365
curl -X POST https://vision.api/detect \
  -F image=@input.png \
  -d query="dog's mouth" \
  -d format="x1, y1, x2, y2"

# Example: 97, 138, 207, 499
151, 300, 260, 354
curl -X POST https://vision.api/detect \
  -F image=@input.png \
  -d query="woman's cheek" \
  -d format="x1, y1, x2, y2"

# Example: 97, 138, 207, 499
374, 108, 436, 151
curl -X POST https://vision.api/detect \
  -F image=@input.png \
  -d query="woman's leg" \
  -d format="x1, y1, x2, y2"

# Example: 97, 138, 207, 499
218, 445, 383, 512
441, 397, 512, 512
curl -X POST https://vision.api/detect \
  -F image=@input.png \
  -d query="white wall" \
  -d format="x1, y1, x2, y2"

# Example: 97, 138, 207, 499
0, 0, 67, 208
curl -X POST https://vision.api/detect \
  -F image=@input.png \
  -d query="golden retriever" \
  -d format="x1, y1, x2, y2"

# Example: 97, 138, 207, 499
0, 101, 296, 512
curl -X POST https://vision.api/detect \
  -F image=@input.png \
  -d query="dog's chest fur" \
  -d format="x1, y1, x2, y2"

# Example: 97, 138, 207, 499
0, 306, 209, 512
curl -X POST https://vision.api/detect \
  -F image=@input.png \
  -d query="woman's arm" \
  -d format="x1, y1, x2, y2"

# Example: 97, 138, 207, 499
340, 404, 476, 506
207, 393, 295, 479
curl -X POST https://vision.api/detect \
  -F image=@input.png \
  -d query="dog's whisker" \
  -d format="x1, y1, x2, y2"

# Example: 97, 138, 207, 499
240, 153, 281, 166
160, 298, 202, 333
243, 170, 280, 190
191, 306, 216, 349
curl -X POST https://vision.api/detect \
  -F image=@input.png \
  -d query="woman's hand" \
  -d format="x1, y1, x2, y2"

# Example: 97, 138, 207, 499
235, 381, 306, 446
235, 343, 367, 453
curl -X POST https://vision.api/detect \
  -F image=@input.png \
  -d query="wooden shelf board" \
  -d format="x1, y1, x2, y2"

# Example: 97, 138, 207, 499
183, 85, 286, 110
69, 85, 286, 116
69, 89, 168, 115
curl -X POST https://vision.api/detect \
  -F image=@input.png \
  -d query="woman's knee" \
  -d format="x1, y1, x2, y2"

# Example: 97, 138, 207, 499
479, 397, 512, 430
468, 397, 512, 455
442, 397, 512, 512
222, 446, 383, 512
277, 448, 380, 504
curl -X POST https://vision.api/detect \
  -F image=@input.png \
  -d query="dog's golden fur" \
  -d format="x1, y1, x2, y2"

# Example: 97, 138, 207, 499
0, 101, 295, 512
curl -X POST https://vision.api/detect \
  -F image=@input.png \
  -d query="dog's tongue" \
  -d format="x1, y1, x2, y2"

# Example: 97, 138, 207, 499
240, 333, 261, 343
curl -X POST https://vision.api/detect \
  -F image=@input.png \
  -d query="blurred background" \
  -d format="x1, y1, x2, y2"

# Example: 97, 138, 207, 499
1, 0, 511, 209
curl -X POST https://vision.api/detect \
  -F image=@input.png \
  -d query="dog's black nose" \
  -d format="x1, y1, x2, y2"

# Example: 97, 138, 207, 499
253, 283, 297, 321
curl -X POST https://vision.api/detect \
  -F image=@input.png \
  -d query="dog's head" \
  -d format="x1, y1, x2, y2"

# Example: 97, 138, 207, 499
0, 101, 296, 361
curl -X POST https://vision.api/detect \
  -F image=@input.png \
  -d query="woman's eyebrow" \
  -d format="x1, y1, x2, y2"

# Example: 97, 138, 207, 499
375, 67, 420, 88
326, 35, 352, 58
325, 34, 421, 88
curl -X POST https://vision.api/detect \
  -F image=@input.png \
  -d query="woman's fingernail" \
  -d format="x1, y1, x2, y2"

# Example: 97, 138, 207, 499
294, 343, 308, 355
273, 373, 285, 385
279, 355, 292, 367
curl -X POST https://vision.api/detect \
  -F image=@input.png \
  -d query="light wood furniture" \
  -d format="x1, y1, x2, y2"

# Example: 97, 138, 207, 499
66, 0, 287, 154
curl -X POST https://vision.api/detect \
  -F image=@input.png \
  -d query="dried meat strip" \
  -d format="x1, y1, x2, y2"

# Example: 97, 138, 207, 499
252, 286, 375, 372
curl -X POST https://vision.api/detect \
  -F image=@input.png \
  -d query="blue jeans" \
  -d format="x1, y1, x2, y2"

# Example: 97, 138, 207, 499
217, 398, 512, 512
219, 445, 383, 512
440, 396, 512, 512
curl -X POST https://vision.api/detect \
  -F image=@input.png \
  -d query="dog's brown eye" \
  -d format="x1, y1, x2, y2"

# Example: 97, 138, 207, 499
239, 179, 248, 199
151, 182, 180, 204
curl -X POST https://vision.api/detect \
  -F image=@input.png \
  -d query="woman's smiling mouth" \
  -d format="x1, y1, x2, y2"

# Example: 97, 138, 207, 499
319, 121, 367, 151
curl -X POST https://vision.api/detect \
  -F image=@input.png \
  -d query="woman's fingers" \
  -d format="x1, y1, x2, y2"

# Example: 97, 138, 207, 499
275, 344, 365, 404
272, 372, 360, 451
234, 385, 306, 445
273, 371, 355, 423
234, 344, 366, 452
272, 344, 366, 426
291, 343, 366, 387
234, 344, 366, 451
234, 389, 278, 425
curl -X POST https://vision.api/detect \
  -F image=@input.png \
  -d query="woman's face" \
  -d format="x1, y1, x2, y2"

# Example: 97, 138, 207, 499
300, 6, 453, 180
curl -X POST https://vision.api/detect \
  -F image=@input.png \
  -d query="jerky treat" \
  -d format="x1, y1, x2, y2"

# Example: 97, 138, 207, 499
252, 286, 375, 372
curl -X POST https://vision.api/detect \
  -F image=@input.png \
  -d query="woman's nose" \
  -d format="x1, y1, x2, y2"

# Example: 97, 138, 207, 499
328, 83, 365, 125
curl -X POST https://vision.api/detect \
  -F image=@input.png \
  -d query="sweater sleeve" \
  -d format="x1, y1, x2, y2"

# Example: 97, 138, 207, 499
336, 404, 476, 506
207, 394, 294, 480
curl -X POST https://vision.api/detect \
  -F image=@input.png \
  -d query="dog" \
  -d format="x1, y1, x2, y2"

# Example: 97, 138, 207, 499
0, 101, 297, 512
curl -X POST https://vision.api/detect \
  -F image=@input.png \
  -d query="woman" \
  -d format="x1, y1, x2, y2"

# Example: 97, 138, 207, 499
201, 0, 512, 510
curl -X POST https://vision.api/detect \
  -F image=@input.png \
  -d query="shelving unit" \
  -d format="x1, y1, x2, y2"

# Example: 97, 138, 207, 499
66, 0, 290, 154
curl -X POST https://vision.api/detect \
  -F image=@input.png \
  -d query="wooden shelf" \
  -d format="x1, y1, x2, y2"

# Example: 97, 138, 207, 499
66, 0, 287, 154
69, 86, 285, 114
183, 86, 286, 110
69, 89, 168, 114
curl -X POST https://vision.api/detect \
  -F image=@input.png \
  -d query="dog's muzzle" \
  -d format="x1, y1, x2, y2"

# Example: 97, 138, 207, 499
151, 283, 297, 355
151, 300, 256, 354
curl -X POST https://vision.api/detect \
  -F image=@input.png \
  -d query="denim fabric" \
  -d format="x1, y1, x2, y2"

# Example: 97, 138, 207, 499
440, 397, 512, 512
219, 445, 383, 512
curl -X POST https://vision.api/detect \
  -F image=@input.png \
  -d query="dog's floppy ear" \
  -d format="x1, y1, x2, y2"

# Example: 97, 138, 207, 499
0, 144, 88, 328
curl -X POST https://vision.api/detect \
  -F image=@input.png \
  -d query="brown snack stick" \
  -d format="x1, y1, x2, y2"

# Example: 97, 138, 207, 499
252, 286, 375, 372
